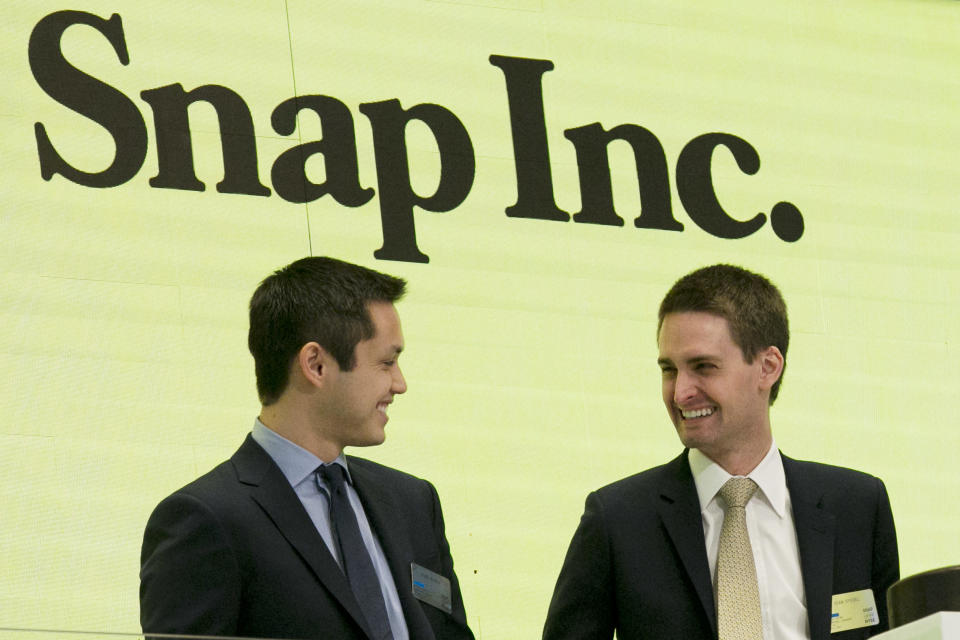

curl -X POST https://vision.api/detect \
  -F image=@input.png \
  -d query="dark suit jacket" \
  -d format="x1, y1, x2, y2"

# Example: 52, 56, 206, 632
140, 435, 473, 640
542, 451, 899, 640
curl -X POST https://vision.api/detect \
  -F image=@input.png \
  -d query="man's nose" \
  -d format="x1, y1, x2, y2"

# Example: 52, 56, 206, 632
673, 371, 697, 404
392, 365, 407, 395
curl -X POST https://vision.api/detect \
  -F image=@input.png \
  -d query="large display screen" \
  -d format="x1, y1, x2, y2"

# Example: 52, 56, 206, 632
2, 2, 958, 637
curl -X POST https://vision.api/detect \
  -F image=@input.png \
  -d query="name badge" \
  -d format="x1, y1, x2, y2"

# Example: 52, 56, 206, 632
831, 588, 879, 634
411, 563, 452, 614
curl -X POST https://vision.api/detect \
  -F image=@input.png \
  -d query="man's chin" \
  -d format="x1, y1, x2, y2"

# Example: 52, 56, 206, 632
676, 426, 708, 451
348, 429, 386, 449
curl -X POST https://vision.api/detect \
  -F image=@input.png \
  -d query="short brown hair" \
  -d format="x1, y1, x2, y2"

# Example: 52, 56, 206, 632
658, 264, 788, 403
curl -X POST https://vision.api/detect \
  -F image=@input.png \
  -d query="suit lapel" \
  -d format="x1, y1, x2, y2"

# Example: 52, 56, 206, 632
656, 451, 716, 635
231, 436, 375, 639
783, 455, 837, 640
349, 459, 436, 640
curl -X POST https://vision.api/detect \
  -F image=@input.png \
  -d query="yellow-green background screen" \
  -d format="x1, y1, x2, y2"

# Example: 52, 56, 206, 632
2, 2, 958, 638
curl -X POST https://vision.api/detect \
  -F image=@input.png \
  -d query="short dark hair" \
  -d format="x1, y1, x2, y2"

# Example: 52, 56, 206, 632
658, 264, 789, 403
248, 256, 406, 405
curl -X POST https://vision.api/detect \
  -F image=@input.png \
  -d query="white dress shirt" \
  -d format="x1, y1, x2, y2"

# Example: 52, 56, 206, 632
689, 442, 810, 640
252, 419, 409, 640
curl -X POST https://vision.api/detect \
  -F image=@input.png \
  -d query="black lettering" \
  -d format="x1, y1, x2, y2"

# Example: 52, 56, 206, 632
359, 99, 475, 264
676, 133, 765, 239
769, 201, 804, 242
564, 122, 682, 230
270, 95, 373, 206
29, 10, 147, 187
140, 83, 270, 195
489, 55, 569, 222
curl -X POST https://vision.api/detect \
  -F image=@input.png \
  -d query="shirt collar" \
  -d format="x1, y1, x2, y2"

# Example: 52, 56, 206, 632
251, 418, 351, 487
688, 440, 788, 518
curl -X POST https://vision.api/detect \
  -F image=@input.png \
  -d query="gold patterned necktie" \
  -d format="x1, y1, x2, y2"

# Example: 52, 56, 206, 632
716, 477, 762, 640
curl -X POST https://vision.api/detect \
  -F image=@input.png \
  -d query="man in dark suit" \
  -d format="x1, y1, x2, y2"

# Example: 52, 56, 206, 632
543, 264, 898, 640
141, 256, 474, 640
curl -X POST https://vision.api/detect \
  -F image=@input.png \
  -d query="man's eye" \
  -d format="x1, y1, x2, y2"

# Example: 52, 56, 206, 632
383, 360, 396, 367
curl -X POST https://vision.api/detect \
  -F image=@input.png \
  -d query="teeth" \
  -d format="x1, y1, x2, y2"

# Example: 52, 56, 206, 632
681, 407, 714, 419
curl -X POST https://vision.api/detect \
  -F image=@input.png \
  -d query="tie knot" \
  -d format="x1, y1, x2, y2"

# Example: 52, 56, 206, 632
319, 463, 348, 492
719, 477, 758, 508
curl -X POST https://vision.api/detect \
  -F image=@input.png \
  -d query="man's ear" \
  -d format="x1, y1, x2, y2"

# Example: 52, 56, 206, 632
757, 345, 784, 392
295, 342, 335, 390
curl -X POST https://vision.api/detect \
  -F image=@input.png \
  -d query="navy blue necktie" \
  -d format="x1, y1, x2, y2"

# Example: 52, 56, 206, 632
318, 464, 393, 640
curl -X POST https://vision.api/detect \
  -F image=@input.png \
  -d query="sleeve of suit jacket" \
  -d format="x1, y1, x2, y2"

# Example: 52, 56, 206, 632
869, 477, 899, 635
423, 480, 475, 640
542, 491, 616, 640
140, 490, 243, 634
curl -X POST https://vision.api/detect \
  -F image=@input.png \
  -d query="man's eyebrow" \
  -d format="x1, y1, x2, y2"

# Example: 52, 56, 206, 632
657, 355, 716, 367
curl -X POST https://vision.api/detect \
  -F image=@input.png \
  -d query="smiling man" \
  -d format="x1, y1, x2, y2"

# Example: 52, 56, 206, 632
140, 256, 473, 640
543, 264, 899, 640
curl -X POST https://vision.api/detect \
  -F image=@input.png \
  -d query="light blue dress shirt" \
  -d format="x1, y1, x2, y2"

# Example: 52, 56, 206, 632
251, 419, 409, 640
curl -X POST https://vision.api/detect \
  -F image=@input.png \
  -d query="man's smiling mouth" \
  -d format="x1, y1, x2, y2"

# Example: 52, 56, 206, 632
680, 407, 715, 419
